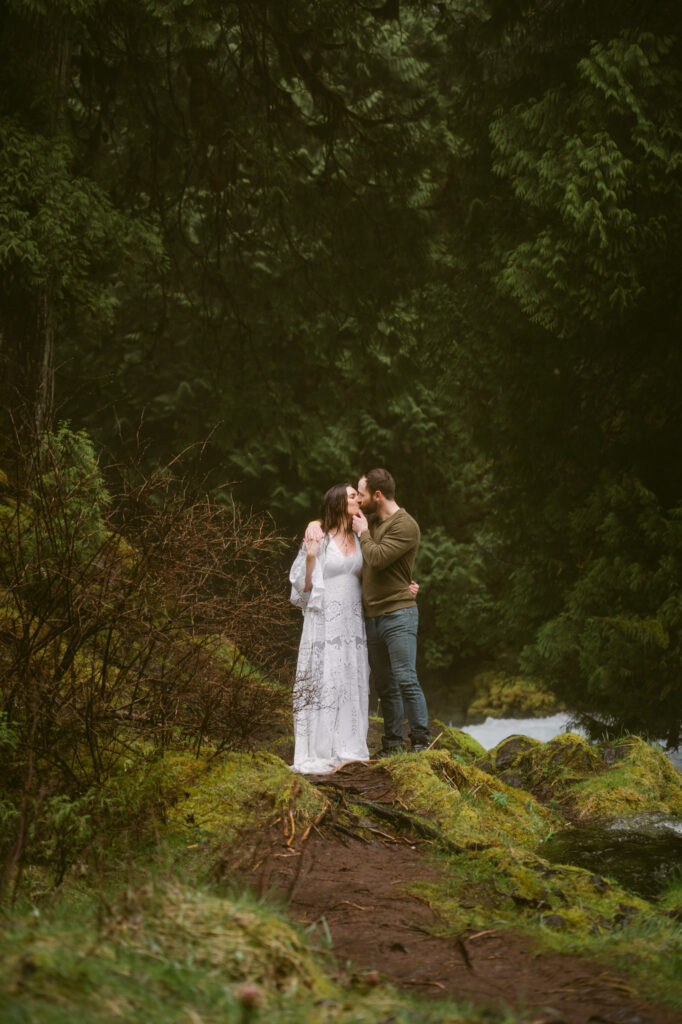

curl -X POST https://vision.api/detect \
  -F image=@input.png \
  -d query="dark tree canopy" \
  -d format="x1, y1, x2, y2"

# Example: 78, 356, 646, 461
1, 0, 681, 743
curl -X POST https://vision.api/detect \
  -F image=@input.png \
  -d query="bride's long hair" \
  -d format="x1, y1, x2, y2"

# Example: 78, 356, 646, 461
321, 483, 353, 536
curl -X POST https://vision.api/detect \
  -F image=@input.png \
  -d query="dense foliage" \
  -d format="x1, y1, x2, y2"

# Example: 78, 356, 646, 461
1, 0, 681, 743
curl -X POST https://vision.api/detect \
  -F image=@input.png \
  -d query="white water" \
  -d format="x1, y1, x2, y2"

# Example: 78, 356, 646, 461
455, 711, 682, 771
605, 814, 682, 836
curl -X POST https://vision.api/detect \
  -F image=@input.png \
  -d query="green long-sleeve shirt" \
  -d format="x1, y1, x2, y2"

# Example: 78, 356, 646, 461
359, 508, 420, 617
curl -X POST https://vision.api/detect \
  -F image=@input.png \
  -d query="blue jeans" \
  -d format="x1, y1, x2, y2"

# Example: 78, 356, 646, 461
365, 606, 430, 749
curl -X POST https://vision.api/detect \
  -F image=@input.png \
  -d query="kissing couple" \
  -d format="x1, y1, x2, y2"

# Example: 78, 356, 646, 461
289, 468, 431, 774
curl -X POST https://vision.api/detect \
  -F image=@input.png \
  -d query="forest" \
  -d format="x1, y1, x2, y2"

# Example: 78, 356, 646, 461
2, 3, 682, 1021
2, 0, 682, 847
5, 0, 680, 743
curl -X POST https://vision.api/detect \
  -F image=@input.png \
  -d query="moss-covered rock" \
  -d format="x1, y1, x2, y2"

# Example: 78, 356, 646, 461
467, 672, 562, 721
570, 736, 682, 821
433, 720, 487, 762
382, 748, 557, 849
480, 734, 541, 774
473, 731, 682, 823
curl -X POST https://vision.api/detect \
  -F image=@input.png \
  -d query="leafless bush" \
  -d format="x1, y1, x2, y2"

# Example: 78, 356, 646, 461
0, 426, 296, 895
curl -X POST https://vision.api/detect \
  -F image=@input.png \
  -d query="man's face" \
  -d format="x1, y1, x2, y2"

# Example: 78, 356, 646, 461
357, 476, 378, 513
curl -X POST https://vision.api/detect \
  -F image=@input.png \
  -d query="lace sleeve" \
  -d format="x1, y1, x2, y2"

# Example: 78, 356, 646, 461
289, 541, 325, 613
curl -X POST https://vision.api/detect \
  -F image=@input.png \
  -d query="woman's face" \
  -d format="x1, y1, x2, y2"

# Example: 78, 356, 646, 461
346, 486, 360, 517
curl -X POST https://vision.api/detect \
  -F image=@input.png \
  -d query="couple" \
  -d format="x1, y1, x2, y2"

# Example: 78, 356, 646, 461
289, 468, 430, 774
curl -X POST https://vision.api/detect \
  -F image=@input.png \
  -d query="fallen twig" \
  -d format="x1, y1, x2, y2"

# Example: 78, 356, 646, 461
403, 979, 446, 990
426, 731, 443, 751
285, 778, 301, 847
300, 797, 331, 844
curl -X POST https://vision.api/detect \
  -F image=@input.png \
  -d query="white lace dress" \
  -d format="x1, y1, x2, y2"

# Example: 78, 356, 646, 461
289, 535, 370, 773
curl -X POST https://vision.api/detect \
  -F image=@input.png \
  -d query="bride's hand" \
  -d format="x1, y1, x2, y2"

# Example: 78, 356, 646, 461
304, 520, 323, 544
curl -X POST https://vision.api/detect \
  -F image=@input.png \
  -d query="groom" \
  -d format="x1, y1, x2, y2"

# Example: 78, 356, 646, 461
307, 467, 430, 755
353, 468, 431, 755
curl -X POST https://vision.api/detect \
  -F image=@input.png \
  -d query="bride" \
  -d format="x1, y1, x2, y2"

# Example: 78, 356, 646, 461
289, 482, 370, 773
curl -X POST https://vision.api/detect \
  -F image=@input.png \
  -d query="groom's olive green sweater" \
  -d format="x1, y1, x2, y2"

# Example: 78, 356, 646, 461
359, 508, 420, 617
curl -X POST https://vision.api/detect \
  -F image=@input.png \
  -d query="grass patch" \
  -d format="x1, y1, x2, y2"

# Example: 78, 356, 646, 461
0, 879, 536, 1024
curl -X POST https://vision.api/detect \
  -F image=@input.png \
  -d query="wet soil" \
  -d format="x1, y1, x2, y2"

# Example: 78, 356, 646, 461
244, 763, 679, 1024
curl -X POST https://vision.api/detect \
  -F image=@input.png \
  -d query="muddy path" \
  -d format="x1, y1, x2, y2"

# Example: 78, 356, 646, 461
245, 763, 678, 1024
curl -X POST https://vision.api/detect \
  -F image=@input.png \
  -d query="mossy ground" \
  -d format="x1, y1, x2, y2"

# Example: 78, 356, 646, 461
364, 737, 682, 1011
0, 874, 527, 1024
3, 734, 682, 1020
383, 748, 557, 848
164, 750, 326, 845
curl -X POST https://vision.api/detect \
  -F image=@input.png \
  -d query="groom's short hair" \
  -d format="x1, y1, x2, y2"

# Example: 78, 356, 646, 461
364, 468, 395, 499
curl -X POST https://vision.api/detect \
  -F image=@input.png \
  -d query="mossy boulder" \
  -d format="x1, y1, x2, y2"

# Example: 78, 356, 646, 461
382, 748, 557, 849
480, 734, 542, 775
527, 733, 602, 781
570, 736, 682, 821
434, 720, 487, 762
490, 732, 682, 822
467, 672, 562, 721
514, 733, 603, 804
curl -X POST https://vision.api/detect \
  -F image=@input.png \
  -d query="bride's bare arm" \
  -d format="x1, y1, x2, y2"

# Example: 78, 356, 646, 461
303, 536, 320, 591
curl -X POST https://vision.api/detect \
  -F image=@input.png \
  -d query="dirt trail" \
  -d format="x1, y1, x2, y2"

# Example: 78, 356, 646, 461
247, 763, 678, 1024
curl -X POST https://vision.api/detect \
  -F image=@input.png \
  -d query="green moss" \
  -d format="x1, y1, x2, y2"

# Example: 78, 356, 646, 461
515, 733, 604, 805
412, 844, 648, 933
164, 750, 326, 846
383, 749, 557, 849
433, 720, 487, 762
529, 732, 602, 777
468, 672, 562, 720
479, 731, 682, 822
481, 734, 542, 774
570, 736, 682, 821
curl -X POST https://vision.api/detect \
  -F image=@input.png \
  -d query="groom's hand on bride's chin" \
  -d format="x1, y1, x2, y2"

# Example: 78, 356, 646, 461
352, 511, 368, 533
